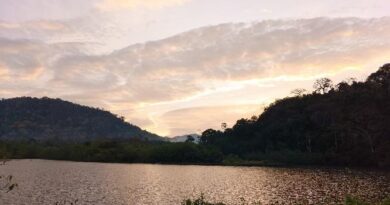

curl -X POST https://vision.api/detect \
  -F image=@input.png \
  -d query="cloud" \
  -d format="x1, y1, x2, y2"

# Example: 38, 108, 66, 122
157, 105, 263, 136
96, 0, 189, 11
0, 38, 87, 98
111, 17, 390, 82
1, 17, 390, 135
0, 20, 72, 39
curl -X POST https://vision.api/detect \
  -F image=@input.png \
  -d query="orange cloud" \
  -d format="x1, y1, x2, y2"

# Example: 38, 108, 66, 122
153, 105, 263, 136
1, 17, 390, 136
0, 65, 10, 80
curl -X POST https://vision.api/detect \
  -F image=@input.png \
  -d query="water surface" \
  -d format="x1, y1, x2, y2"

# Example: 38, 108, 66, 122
0, 160, 388, 204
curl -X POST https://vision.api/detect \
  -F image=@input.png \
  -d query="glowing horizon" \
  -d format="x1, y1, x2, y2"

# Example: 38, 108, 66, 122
1, 0, 389, 136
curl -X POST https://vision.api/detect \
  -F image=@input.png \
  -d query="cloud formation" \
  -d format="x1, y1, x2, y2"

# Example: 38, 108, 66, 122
1, 17, 390, 136
96, 0, 189, 11
159, 105, 263, 136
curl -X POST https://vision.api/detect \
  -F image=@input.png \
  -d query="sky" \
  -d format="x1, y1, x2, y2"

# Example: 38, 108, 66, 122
0, 0, 389, 136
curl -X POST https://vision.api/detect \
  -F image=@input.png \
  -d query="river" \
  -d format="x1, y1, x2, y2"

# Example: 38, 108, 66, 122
0, 160, 388, 204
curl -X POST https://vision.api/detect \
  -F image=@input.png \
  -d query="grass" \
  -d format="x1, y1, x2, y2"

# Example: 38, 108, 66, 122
181, 193, 261, 205
181, 193, 225, 205
344, 196, 390, 205
182, 194, 390, 205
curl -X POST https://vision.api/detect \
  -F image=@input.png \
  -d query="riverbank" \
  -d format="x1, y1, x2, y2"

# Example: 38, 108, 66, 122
1, 140, 388, 169
182, 194, 390, 205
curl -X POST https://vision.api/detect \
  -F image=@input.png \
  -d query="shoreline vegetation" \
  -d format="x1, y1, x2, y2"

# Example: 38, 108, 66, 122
181, 194, 390, 205
0, 64, 389, 168
3, 149, 389, 171
0, 140, 380, 168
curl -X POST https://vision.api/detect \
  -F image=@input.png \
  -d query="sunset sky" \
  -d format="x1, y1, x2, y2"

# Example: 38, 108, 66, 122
0, 0, 389, 136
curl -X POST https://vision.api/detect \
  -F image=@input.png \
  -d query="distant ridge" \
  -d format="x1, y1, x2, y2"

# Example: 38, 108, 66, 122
0, 97, 162, 142
167, 134, 200, 143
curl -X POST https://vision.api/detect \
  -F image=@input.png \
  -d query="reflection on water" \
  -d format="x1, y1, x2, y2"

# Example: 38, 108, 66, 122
0, 160, 388, 205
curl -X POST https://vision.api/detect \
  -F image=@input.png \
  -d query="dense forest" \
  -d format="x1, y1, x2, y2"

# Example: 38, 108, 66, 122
0, 97, 161, 141
0, 139, 222, 164
0, 64, 389, 167
200, 64, 390, 167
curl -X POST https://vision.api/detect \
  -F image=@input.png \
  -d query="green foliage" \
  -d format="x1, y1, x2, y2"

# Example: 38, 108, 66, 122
222, 154, 244, 165
244, 150, 325, 165
344, 196, 390, 205
0, 140, 223, 164
0, 64, 389, 168
0, 97, 161, 142
182, 195, 389, 205
0, 160, 18, 198
345, 196, 370, 205
186, 135, 195, 143
54, 199, 79, 205
181, 193, 263, 205
381, 198, 390, 205
200, 64, 390, 167
182, 193, 225, 205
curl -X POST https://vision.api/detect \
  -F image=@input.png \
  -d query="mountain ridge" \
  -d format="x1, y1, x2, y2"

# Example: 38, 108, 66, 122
0, 97, 162, 142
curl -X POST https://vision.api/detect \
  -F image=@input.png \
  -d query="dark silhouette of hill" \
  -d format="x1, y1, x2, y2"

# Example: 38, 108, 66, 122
0, 97, 161, 142
200, 64, 390, 167
0, 65, 388, 167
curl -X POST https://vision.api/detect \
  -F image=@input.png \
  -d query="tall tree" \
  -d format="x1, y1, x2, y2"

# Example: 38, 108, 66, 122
313, 78, 333, 94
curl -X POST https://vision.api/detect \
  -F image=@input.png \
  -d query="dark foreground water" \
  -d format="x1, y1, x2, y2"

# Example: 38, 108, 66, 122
0, 160, 388, 205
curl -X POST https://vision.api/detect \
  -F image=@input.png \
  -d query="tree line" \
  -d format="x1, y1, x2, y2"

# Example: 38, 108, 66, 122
199, 64, 390, 167
0, 64, 389, 167
0, 139, 223, 164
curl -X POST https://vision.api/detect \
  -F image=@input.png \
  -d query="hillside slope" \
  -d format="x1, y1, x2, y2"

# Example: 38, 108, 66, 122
0, 97, 161, 142
200, 64, 390, 167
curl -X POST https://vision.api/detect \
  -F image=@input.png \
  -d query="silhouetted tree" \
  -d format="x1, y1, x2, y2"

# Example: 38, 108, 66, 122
1, 64, 389, 167
291, 88, 307, 96
198, 64, 390, 167
313, 78, 333, 94
221, 123, 227, 131
185, 135, 195, 143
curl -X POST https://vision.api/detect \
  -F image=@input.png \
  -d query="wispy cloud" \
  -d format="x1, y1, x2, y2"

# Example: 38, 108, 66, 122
96, 0, 189, 11
158, 105, 263, 136
0, 17, 389, 135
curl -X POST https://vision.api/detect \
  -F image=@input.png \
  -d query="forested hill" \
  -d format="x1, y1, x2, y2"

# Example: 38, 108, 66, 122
200, 64, 390, 167
0, 97, 161, 142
